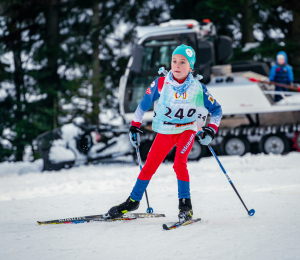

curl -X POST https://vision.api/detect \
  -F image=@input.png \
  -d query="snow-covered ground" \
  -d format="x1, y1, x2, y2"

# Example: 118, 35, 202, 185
1, 153, 300, 260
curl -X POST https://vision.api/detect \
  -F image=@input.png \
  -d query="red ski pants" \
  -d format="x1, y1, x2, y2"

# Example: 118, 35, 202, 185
138, 130, 196, 182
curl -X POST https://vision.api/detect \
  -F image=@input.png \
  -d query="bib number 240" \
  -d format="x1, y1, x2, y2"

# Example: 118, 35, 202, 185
164, 107, 196, 120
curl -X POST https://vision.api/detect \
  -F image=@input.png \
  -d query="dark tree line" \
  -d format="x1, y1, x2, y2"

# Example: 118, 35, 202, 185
0, 0, 165, 161
0, 0, 299, 162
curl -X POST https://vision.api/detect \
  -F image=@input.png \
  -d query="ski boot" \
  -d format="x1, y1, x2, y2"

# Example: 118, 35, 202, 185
178, 198, 193, 222
107, 196, 140, 219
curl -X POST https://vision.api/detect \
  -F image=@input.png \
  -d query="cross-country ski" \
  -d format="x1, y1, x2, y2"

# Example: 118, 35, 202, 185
37, 213, 165, 225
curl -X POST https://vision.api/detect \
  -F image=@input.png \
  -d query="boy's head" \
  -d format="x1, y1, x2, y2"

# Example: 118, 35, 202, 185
276, 51, 287, 65
171, 44, 196, 80
277, 54, 286, 65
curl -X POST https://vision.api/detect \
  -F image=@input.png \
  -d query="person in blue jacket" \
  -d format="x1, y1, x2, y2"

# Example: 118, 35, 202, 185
269, 51, 294, 102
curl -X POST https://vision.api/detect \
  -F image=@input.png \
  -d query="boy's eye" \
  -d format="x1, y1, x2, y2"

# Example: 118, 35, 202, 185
181, 61, 185, 64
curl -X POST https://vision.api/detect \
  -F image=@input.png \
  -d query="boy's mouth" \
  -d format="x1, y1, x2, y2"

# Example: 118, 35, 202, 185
175, 70, 181, 73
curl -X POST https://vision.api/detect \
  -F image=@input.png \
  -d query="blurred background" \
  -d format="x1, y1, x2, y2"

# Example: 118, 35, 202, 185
0, 0, 299, 166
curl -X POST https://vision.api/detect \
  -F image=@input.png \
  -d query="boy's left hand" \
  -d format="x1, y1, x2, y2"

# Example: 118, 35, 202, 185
196, 127, 215, 146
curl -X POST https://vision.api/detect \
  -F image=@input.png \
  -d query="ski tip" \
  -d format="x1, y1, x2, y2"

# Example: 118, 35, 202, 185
162, 224, 169, 230
248, 209, 255, 216
37, 221, 42, 225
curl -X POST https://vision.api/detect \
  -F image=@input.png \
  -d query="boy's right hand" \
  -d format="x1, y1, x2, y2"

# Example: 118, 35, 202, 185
196, 126, 215, 146
129, 126, 144, 148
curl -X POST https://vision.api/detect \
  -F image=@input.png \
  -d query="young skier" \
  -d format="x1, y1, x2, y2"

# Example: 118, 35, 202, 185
269, 51, 294, 102
108, 44, 222, 221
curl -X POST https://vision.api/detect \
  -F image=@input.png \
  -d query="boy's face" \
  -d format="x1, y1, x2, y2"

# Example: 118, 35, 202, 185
171, 54, 192, 80
277, 55, 286, 65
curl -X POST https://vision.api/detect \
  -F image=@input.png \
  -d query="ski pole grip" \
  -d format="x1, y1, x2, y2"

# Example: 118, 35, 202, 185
197, 131, 205, 138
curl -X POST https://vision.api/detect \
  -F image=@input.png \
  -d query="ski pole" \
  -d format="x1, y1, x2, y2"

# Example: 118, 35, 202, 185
136, 146, 153, 214
208, 145, 255, 216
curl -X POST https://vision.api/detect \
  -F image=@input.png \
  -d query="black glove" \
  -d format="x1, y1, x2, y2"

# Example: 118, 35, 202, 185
196, 126, 215, 146
129, 126, 144, 148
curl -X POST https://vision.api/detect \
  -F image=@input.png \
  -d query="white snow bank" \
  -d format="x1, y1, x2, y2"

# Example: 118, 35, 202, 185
1, 152, 300, 260
48, 141, 76, 163
60, 123, 83, 141
0, 159, 43, 176
48, 123, 87, 165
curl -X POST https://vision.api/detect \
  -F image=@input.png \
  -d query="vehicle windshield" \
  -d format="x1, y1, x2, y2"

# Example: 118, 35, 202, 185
124, 40, 179, 113
124, 75, 158, 113
142, 40, 177, 71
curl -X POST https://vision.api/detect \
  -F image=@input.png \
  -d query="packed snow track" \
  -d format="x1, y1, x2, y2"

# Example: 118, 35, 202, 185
0, 153, 300, 260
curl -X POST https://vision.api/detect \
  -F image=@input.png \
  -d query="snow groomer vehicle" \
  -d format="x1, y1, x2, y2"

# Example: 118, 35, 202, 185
119, 19, 300, 161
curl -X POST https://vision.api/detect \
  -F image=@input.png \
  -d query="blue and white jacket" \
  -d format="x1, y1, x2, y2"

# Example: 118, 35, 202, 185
132, 76, 222, 134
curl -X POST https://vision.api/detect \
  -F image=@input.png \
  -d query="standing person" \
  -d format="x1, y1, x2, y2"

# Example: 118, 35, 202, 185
269, 51, 294, 102
107, 44, 222, 221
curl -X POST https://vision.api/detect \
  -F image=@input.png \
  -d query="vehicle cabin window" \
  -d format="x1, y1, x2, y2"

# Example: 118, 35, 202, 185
142, 40, 178, 71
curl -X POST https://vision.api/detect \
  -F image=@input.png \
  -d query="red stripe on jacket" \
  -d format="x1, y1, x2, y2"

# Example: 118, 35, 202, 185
157, 77, 165, 93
